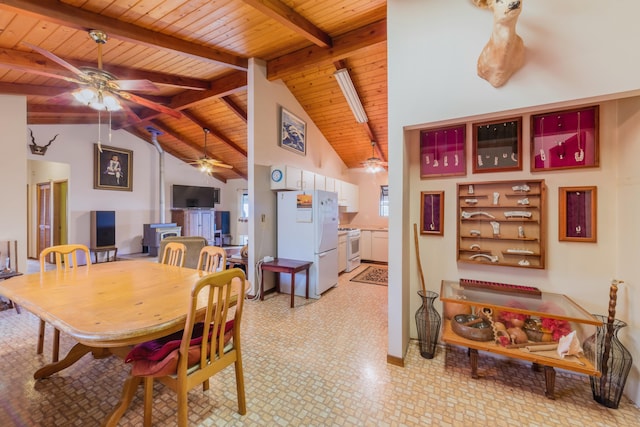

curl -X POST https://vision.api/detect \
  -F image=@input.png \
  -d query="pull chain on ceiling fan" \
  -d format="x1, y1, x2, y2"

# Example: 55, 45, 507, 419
362, 141, 387, 173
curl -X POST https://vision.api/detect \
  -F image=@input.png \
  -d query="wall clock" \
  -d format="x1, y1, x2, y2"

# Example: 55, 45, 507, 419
271, 168, 283, 182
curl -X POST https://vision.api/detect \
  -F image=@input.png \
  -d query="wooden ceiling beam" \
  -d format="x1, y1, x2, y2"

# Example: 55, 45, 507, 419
0, 82, 65, 97
241, 0, 332, 48
0, 0, 248, 70
267, 19, 386, 80
181, 110, 248, 158
220, 96, 247, 123
168, 71, 247, 110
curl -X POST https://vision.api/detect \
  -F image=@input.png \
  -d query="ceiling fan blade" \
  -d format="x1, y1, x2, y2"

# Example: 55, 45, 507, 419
117, 91, 182, 119
119, 102, 142, 124
152, 82, 206, 91
22, 42, 88, 80
112, 79, 159, 92
205, 159, 233, 169
10, 64, 85, 85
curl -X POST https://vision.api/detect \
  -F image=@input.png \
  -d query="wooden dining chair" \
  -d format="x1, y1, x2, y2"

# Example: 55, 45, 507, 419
160, 242, 186, 267
197, 245, 227, 273
121, 268, 247, 427
38, 244, 91, 362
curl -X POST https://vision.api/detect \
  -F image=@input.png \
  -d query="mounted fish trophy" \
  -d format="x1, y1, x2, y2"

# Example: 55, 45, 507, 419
474, 0, 525, 87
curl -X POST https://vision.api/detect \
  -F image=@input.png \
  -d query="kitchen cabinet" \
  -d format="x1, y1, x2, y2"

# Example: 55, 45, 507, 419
371, 231, 388, 262
325, 177, 336, 192
314, 173, 326, 191
361, 230, 372, 261
361, 229, 388, 262
270, 165, 314, 191
337, 180, 359, 212
338, 233, 347, 273
171, 208, 218, 244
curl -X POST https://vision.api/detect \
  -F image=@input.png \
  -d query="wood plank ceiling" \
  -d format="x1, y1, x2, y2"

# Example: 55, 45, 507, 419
0, 0, 387, 182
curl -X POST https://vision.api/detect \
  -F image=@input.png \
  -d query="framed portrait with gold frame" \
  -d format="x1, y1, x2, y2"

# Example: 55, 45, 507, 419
559, 186, 597, 242
420, 191, 444, 235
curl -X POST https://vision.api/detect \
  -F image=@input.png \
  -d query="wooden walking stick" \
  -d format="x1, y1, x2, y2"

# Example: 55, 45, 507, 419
413, 223, 427, 294
600, 279, 623, 394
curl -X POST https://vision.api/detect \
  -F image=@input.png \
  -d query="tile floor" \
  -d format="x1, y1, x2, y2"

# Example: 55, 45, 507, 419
1, 260, 639, 426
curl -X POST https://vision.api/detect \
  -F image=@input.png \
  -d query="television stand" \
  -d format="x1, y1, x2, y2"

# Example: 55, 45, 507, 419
90, 246, 118, 264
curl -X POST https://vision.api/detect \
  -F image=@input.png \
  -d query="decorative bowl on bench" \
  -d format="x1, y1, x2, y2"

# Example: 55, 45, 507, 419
451, 314, 494, 341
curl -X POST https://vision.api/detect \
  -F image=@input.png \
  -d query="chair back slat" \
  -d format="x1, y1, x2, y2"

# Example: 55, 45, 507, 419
197, 246, 227, 273
161, 242, 186, 267
39, 244, 91, 271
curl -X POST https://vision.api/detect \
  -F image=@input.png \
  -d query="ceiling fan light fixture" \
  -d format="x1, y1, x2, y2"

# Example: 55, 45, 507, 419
333, 68, 368, 123
72, 87, 122, 111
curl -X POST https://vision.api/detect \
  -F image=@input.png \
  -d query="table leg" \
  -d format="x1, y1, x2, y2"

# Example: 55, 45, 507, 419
469, 348, 479, 379
113, 248, 117, 262
102, 376, 143, 427
34, 342, 93, 379
305, 268, 309, 300
260, 268, 265, 301
544, 366, 556, 400
290, 272, 295, 308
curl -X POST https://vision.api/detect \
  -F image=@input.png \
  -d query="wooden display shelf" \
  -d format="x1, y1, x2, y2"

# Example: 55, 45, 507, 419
457, 179, 546, 269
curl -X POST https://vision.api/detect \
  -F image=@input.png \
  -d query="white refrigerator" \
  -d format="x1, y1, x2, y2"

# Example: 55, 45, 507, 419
277, 190, 338, 299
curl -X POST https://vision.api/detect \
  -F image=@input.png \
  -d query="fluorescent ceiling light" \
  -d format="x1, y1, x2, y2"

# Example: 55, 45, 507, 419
333, 68, 368, 123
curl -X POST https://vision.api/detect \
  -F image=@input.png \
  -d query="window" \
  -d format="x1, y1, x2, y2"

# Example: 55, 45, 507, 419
240, 191, 249, 218
379, 185, 389, 217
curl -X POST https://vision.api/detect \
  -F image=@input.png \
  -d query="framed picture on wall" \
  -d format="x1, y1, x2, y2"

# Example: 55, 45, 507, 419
94, 144, 133, 191
420, 124, 466, 178
559, 186, 597, 242
472, 117, 522, 173
279, 106, 306, 156
531, 105, 599, 172
420, 191, 444, 235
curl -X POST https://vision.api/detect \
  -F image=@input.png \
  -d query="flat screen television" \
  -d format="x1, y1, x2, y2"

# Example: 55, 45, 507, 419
172, 185, 219, 208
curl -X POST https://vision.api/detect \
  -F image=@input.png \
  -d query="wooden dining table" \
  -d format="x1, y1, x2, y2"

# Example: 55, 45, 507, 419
0, 260, 239, 425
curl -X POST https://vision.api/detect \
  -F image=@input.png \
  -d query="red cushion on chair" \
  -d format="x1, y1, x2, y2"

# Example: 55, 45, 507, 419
125, 320, 235, 377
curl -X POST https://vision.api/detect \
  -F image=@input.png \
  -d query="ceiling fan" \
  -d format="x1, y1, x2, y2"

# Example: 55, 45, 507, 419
362, 141, 387, 173
188, 127, 233, 173
21, 30, 187, 119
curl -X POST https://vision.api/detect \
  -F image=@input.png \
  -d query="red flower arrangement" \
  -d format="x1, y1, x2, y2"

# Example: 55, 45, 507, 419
540, 317, 572, 342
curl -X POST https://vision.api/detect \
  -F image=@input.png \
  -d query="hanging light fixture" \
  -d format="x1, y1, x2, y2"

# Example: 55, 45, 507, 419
72, 87, 122, 112
199, 128, 213, 174
362, 141, 386, 173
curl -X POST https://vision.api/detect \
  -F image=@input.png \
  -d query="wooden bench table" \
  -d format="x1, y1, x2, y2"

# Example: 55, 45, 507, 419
260, 258, 313, 308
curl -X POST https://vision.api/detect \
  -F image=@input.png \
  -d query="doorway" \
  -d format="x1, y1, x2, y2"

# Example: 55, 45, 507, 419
36, 180, 68, 259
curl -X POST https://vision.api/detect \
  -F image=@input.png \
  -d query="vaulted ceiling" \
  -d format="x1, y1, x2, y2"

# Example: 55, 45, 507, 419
0, 0, 387, 182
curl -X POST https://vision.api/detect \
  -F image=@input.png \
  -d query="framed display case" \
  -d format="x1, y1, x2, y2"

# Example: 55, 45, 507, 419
440, 279, 601, 399
472, 117, 522, 173
457, 179, 546, 269
420, 124, 466, 178
531, 105, 599, 172
420, 191, 444, 235
559, 186, 597, 242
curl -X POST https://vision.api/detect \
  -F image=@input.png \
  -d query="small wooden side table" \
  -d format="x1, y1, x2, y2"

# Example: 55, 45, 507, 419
90, 246, 118, 264
260, 258, 313, 308
0, 270, 23, 313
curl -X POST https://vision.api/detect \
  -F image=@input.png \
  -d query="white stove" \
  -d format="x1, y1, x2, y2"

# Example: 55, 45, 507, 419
339, 228, 361, 272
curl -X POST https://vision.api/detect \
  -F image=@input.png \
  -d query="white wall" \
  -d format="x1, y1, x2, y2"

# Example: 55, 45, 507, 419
27, 124, 230, 255
342, 170, 389, 229
247, 58, 353, 294
0, 96, 27, 270
389, 0, 640, 402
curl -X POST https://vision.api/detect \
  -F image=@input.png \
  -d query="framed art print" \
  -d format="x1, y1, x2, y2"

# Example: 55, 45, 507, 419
279, 106, 306, 156
420, 124, 466, 178
472, 117, 522, 173
420, 191, 444, 235
559, 186, 597, 242
94, 144, 133, 191
531, 105, 599, 172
